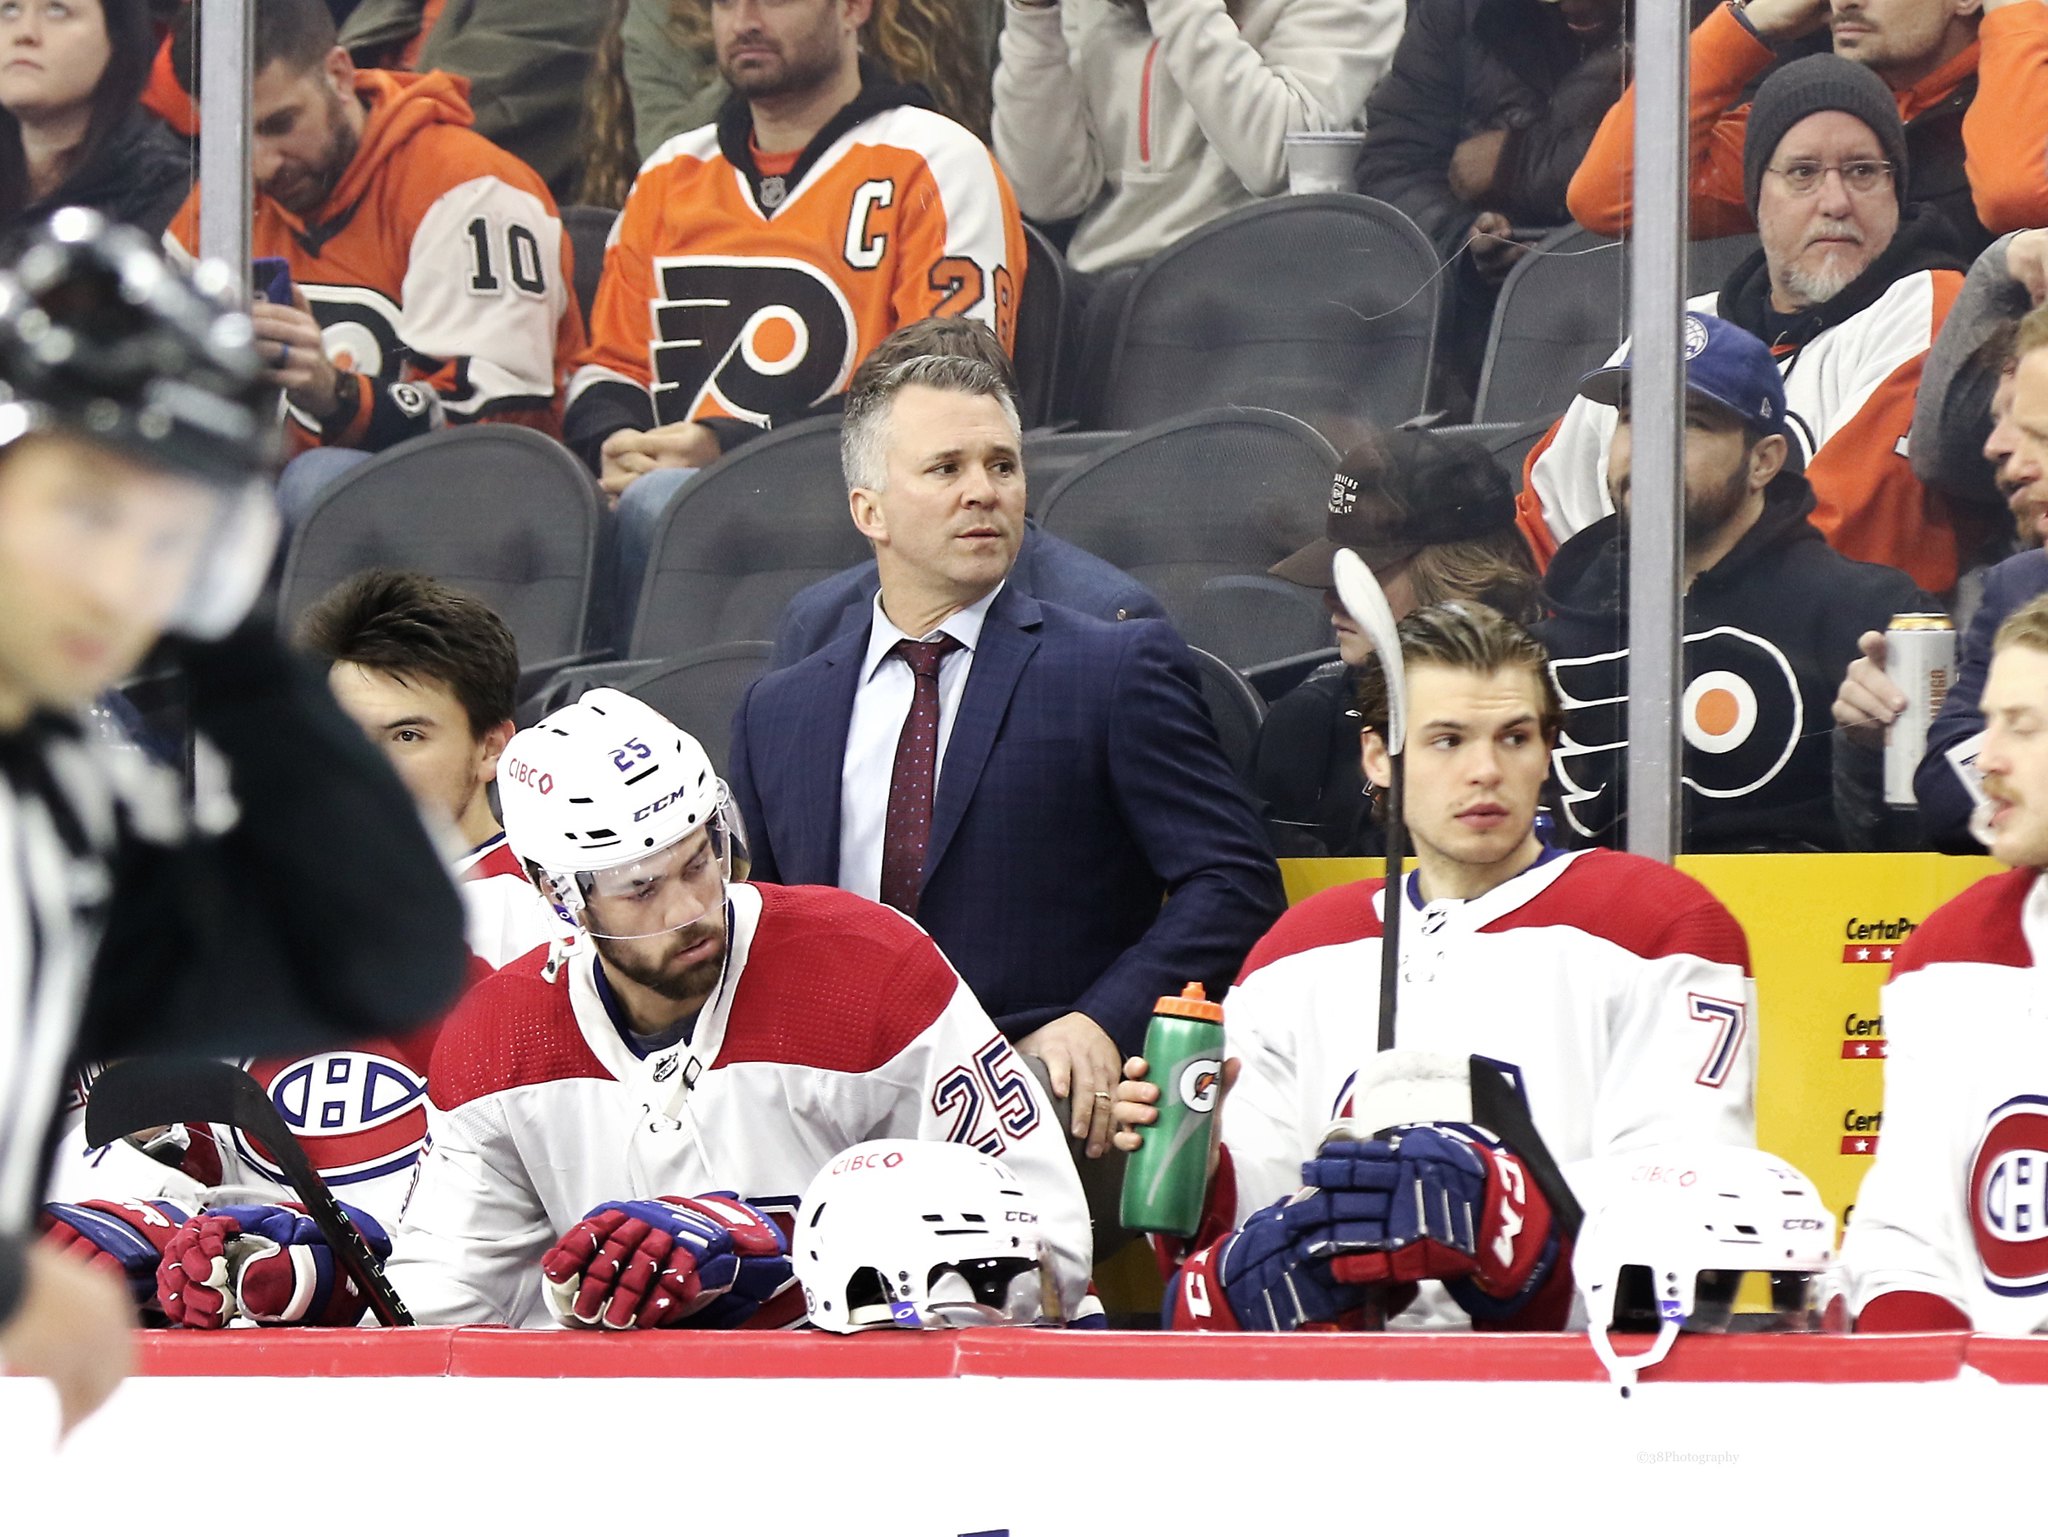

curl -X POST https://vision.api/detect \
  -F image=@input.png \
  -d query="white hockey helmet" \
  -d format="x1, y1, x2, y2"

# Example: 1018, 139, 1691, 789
1573, 1145, 1836, 1390
795, 1139, 1053, 1333
498, 689, 743, 931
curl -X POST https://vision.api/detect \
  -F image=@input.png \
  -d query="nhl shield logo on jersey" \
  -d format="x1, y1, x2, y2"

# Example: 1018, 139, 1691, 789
234, 1049, 431, 1188
1969, 1096, 2048, 1296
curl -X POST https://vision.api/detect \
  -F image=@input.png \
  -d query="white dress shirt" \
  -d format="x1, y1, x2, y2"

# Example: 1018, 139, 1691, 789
837, 584, 1003, 902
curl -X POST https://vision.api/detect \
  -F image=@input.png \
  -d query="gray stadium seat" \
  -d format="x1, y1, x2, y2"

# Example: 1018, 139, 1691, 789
1183, 575, 1333, 675
561, 204, 617, 330
1096, 194, 1442, 433
276, 424, 602, 670
1016, 223, 1071, 429
1035, 407, 1337, 669
626, 416, 870, 659
518, 642, 773, 776
1187, 644, 1267, 785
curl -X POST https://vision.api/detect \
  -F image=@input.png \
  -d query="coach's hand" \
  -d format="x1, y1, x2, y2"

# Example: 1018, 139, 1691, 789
600, 422, 721, 497
1019, 1012, 1123, 1159
0, 1245, 134, 1438
1112, 1054, 1240, 1178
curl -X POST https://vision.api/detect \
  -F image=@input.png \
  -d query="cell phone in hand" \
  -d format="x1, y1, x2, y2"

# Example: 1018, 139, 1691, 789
252, 256, 293, 306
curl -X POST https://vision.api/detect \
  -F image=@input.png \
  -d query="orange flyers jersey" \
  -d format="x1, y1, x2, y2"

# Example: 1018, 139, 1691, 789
166, 70, 585, 457
567, 98, 1024, 451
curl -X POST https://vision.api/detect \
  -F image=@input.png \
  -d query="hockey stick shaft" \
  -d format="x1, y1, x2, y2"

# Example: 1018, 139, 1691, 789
1332, 549, 1408, 1055
86, 1057, 414, 1326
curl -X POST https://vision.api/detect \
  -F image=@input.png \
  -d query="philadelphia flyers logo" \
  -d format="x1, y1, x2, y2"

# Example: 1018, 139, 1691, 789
1970, 1096, 2048, 1297
1550, 626, 1802, 840
649, 255, 856, 427
233, 1049, 430, 1189
298, 282, 409, 381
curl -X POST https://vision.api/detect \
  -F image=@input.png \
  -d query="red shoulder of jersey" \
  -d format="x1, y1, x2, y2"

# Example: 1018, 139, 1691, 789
1491, 849, 1751, 971
1890, 868, 2036, 979
721, 884, 964, 1072
1238, 879, 1382, 984
428, 948, 607, 1111
463, 841, 528, 885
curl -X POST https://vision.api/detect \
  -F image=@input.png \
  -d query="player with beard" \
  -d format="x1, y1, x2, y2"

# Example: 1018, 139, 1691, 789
163, 0, 584, 466
1532, 312, 1922, 851
1520, 53, 1978, 595
374, 689, 1091, 1329
565, 0, 1025, 520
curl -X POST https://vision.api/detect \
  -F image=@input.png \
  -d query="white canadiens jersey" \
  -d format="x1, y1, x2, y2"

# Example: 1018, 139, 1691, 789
455, 833, 567, 970
387, 880, 1092, 1327
1839, 868, 2048, 1333
1222, 848, 1758, 1243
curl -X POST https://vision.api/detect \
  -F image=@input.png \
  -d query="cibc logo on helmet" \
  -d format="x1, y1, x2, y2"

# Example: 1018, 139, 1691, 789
503, 757, 553, 795
1970, 1096, 2048, 1297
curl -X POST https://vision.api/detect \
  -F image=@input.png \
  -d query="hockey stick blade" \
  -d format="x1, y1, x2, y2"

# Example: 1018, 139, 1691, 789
1333, 548, 1408, 1055
1467, 1056, 1586, 1238
87, 1057, 414, 1326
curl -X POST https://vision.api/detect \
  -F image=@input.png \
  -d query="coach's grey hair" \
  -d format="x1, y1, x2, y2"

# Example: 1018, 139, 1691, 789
840, 353, 1021, 494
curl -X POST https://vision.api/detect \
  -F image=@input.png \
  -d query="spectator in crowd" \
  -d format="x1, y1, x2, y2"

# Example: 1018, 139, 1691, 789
0, 0, 187, 244
1834, 592, 2048, 1335
298, 568, 563, 970
770, 315, 1165, 667
1352, 0, 1631, 401
729, 352, 1283, 1161
1532, 313, 1922, 851
578, 0, 1001, 207
1839, 300, 2048, 852
565, 0, 1024, 527
167, 0, 585, 479
335, 0, 606, 200
1109, 602, 1756, 1332
1566, 0, 2048, 254
990, 0, 1402, 279
1519, 55, 1980, 595
1256, 427, 1539, 857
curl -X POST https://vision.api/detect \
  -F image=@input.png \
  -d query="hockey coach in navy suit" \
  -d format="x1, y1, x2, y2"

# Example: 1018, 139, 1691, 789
729, 352, 1283, 1158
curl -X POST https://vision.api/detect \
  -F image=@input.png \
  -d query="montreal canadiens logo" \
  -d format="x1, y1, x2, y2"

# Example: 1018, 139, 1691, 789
1969, 1096, 2048, 1296
233, 1050, 430, 1188
1178, 1058, 1222, 1113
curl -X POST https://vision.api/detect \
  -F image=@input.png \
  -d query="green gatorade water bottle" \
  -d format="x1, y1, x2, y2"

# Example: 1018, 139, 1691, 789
1119, 983, 1226, 1237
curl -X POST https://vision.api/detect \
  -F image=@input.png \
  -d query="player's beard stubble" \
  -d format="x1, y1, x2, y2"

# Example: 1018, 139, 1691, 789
592, 916, 729, 1004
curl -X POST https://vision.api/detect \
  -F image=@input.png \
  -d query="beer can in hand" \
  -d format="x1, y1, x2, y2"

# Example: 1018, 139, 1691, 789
1119, 984, 1226, 1238
1884, 613, 1956, 807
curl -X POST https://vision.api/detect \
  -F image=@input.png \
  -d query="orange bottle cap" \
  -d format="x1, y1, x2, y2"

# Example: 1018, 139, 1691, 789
1152, 981, 1223, 1022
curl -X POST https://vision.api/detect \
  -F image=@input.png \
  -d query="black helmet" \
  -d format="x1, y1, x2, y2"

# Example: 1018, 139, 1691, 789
0, 207, 276, 488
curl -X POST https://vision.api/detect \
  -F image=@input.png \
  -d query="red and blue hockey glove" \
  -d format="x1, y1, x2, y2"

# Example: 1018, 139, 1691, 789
38, 1199, 193, 1311
541, 1193, 793, 1330
1167, 1186, 1381, 1331
1303, 1124, 1557, 1316
157, 1203, 392, 1328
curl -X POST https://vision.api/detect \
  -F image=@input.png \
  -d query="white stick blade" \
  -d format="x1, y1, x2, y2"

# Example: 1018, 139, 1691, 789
1332, 547, 1406, 749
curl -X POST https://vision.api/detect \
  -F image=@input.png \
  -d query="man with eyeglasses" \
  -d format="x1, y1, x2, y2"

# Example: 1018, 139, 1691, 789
1518, 54, 1982, 597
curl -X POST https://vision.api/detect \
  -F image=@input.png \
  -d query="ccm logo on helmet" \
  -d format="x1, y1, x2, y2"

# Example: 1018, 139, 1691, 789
634, 784, 691, 822
504, 758, 553, 795
1969, 1096, 2048, 1297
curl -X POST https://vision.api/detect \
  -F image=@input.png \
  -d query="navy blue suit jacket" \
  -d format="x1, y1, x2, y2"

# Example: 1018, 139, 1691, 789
768, 523, 1168, 669
728, 584, 1284, 1054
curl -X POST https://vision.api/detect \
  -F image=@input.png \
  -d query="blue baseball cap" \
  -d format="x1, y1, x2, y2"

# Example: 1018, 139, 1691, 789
1576, 312, 1788, 440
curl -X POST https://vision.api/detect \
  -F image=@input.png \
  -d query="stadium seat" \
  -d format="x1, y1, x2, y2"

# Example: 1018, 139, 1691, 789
1474, 225, 1767, 424
1094, 195, 1442, 432
1187, 644, 1267, 784
517, 642, 773, 775
1034, 407, 1336, 668
561, 204, 617, 330
624, 416, 870, 659
276, 424, 603, 675
1183, 574, 1333, 675
1016, 223, 1071, 429
1021, 427, 1124, 516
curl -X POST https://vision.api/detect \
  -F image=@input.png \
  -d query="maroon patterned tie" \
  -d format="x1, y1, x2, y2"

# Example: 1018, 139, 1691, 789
879, 634, 963, 917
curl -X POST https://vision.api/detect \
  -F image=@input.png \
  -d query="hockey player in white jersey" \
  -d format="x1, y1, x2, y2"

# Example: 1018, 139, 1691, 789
1113, 602, 1757, 1331
371, 689, 1092, 1328
1837, 594, 2048, 1333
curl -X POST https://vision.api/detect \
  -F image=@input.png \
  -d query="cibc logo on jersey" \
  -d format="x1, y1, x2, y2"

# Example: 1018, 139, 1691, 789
234, 1050, 430, 1189
1969, 1095, 2048, 1296
649, 255, 858, 427
1550, 627, 1802, 841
